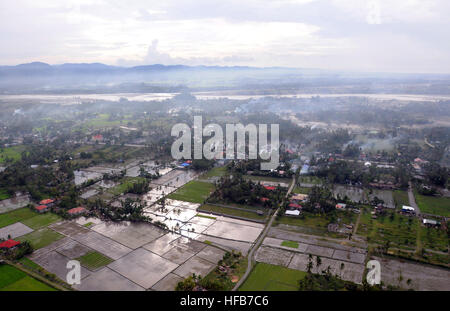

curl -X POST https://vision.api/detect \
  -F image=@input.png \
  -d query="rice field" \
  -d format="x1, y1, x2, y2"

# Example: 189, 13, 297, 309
239, 262, 306, 291
0, 264, 56, 291
167, 180, 215, 203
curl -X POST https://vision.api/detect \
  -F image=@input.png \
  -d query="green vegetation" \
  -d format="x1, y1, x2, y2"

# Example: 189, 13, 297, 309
107, 177, 147, 196
83, 113, 125, 129
0, 207, 36, 228
357, 208, 418, 250
0, 264, 26, 288
414, 192, 450, 217
393, 190, 410, 208
195, 214, 217, 220
199, 204, 266, 221
419, 225, 449, 253
76, 251, 113, 270
21, 213, 61, 230
18, 257, 42, 270
18, 228, 64, 249
281, 240, 299, 248
298, 176, 322, 184
274, 210, 356, 238
0, 264, 56, 291
292, 186, 311, 194
0, 189, 11, 200
0, 145, 26, 164
239, 262, 307, 291
177, 251, 247, 291
168, 180, 215, 203
200, 166, 228, 178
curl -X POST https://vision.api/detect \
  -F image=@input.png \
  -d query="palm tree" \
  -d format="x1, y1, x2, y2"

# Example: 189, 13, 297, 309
316, 256, 322, 270
307, 254, 313, 273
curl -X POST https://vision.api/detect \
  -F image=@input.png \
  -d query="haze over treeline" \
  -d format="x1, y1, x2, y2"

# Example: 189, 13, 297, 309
1, 62, 450, 94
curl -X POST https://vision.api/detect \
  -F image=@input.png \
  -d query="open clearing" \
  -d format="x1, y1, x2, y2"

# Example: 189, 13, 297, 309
239, 262, 306, 291
0, 264, 56, 291
0, 222, 33, 239
167, 180, 215, 203
21, 213, 61, 230
18, 228, 64, 249
0, 207, 36, 228
0, 194, 31, 213
77, 251, 114, 271
414, 192, 450, 217
373, 256, 450, 290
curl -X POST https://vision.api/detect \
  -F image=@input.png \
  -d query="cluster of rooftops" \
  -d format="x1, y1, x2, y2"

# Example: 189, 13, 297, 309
34, 198, 86, 215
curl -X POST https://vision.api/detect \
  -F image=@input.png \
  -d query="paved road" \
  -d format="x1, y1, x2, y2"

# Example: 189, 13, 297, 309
232, 175, 296, 291
408, 181, 421, 216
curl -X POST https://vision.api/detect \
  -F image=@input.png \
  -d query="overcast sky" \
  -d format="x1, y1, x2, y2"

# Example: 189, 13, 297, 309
1, 0, 449, 73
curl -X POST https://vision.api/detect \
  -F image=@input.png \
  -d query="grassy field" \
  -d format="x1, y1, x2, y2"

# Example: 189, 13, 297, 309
419, 225, 449, 253
414, 192, 450, 217
281, 240, 299, 248
168, 180, 215, 203
202, 254, 248, 291
298, 176, 322, 184
0, 189, 11, 200
200, 166, 228, 178
292, 186, 311, 194
18, 228, 64, 249
199, 204, 266, 221
77, 251, 113, 270
107, 177, 147, 196
0, 207, 36, 228
357, 208, 418, 250
0, 264, 56, 291
0, 145, 26, 164
195, 214, 217, 220
83, 113, 125, 129
393, 190, 410, 209
274, 210, 357, 237
21, 213, 61, 230
18, 257, 43, 270
239, 262, 306, 291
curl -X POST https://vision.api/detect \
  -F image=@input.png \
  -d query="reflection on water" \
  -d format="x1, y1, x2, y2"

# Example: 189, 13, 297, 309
1, 92, 449, 104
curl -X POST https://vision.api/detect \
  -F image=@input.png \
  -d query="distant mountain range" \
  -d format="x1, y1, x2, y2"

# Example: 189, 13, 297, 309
0, 62, 449, 94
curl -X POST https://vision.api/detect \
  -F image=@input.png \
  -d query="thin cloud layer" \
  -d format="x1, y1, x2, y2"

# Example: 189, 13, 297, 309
0, 0, 449, 73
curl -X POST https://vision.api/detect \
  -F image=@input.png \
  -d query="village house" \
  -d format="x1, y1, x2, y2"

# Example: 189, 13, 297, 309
401, 205, 415, 215
291, 193, 308, 203
0, 239, 20, 250
423, 218, 440, 228
68, 207, 87, 216
39, 198, 55, 207
285, 209, 301, 217
35, 205, 49, 213
336, 203, 347, 210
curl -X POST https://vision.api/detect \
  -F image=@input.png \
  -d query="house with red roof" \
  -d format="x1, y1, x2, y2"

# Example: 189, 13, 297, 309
0, 239, 20, 249
92, 134, 103, 141
288, 203, 302, 210
35, 205, 49, 213
264, 186, 276, 191
39, 198, 55, 206
68, 207, 86, 216
260, 197, 270, 203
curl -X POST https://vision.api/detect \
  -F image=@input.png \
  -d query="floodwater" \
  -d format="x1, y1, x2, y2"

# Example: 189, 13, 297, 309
74, 170, 102, 185
333, 185, 366, 204
1, 92, 449, 104
0, 93, 176, 104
